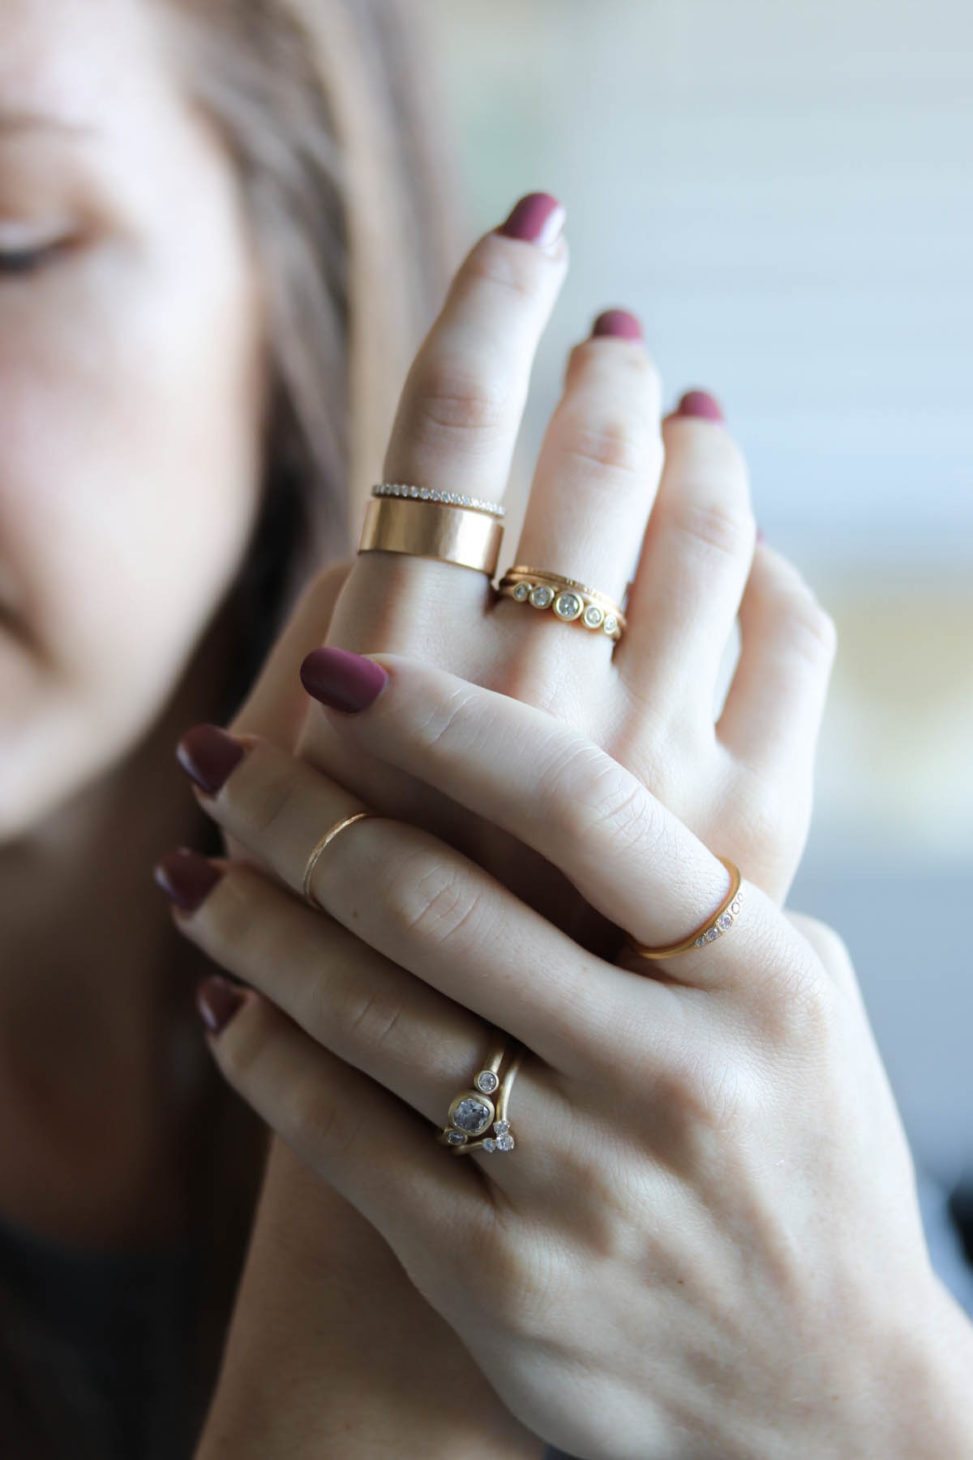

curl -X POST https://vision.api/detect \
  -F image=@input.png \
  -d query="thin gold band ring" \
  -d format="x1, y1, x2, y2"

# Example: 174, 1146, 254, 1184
302, 811, 373, 910
626, 857, 743, 960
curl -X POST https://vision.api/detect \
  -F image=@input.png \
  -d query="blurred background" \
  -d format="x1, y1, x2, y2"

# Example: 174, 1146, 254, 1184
428, 0, 973, 1302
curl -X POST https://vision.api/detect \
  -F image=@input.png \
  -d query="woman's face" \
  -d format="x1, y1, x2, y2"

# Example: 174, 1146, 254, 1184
0, 0, 265, 838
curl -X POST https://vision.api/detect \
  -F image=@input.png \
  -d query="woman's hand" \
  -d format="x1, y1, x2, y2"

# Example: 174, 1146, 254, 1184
290, 193, 833, 918
169, 658, 973, 1460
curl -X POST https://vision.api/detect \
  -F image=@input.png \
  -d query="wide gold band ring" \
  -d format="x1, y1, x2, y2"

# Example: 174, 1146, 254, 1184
302, 810, 373, 910
438, 1038, 523, 1155
359, 496, 503, 576
497, 566, 627, 642
626, 856, 743, 960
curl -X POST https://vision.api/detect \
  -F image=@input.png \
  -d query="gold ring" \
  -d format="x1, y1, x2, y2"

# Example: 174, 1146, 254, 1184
372, 483, 505, 518
438, 1038, 523, 1154
497, 565, 626, 641
302, 810, 373, 910
359, 496, 503, 575
626, 856, 743, 960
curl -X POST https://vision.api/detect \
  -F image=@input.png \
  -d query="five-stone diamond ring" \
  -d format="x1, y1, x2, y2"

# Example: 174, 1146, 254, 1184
497, 565, 627, 642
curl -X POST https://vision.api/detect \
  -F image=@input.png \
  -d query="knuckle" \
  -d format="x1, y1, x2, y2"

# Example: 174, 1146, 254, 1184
411, 353, 510, 436
241, 752, 303, 839
759, 956, 837, 1048
670, 493, 754, 561
557, 411, 650, 479
381, 849, 484, 951
543, 739, 659, 858
458, 231, 548, 303
338, 986, 408, 1055
409, 681, 481, 759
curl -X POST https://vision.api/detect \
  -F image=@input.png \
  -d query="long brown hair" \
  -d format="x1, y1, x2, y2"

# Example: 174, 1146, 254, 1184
0, 2, 462, 1453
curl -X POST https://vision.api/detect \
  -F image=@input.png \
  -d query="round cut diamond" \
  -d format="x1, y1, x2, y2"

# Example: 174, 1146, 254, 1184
493, 1120, 510, 1136
730, 898, 742, 915
446, 1130, 467, 1146
704, 927, 720, 943
482, 1138, 497, 1153
603, 614, 619, 635
451, 1096, 493, 1135
496, 1134, 516, 1152
530, 585, 554, 609
475, 1069, 499, 1094
512, 582, 531, 601
583, 604, 604, 629
553, 591, 583, 621
717, 911, 733, 931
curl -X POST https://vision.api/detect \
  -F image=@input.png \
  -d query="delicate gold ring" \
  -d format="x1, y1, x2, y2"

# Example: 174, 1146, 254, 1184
438, 1038, 523, 1155
372, 482, 505, 518
626, 856, 743, 960
302, 810, 373, 910
497, 565, 627, 641
359, 496, 503, 575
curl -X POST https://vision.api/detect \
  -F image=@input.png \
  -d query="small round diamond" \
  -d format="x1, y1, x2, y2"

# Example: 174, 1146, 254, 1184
496, 1134, 516, 1152
703, 927, 720, 943
451, 1096, 493, 1135
603, 614, 619, 636
583, 604, 604, 629
695, 935, 707, 947
730, 898, 742, 915
481, 1138, 497, 1153
475, 1069, 500, 1094
493, 1119, 510, 1136
717, 911, 733, 931
446, 1130, 467, 1146
553, 591, 583, 621
512, 582, 531, 601
530, 585, 554, 609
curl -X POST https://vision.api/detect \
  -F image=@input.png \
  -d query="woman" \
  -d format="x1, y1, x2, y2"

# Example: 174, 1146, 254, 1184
2, 6, 970, 1460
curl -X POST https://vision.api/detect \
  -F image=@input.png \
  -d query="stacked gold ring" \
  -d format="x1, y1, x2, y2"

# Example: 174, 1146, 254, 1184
439, 1038, 523, 1155
497, 566, 627, 642
359, 483, 504, 576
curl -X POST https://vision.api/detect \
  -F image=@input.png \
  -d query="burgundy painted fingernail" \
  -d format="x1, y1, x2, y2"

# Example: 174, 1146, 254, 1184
675, 389, 724, 422
300, 647, 389, 714
592, 309, 643, 341
154, 848, 224, 912
196, 975, 246, 1036
497, 192, 565, 251
176, 725, 245, 795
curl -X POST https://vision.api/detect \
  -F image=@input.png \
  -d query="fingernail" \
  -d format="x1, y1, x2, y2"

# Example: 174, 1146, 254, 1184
497, 192, 565, 252
154, 848, 224, 913
300, 647, 389, 714
196, 975, 246, 1036
176, 725, 245, 795
591, 309, 643, 341
675, 389, 724, 422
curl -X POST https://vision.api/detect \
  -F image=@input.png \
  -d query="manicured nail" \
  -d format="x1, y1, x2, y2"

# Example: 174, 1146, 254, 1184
592, 309, 643, 341
497, 192, 565, 252
300, 647, 389, 714
675, 389, 724, 422
176, 725, 245, 795
196, 976, 246, 1037
154, 848, 223, 913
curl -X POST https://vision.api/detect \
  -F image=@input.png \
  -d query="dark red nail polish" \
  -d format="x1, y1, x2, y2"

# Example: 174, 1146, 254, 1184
675, 389, 724, 423
176, 725, 245, 795
592, 309, 643, 341
497, 192, 565, 249
300, 647, 389, 714
154, 848, 223, 913
196, 976, 246, 1036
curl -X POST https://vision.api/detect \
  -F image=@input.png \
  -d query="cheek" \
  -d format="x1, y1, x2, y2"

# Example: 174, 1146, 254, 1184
0, 242, 265, 835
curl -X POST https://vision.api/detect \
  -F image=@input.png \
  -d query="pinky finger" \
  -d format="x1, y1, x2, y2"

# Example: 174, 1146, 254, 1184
198, 978, 483, 1259
717, 541, 837, 774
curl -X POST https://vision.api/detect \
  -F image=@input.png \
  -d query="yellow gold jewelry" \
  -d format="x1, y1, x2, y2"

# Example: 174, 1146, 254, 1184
438, 1038, 523, 1154
627, 856, 743, 960
302, 810, 373, 909
359, 494, 503, 575
497, 565, 627, 642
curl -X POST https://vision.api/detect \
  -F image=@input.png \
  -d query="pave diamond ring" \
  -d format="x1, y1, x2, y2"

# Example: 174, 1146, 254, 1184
625, 856, 743, 961
372, 483, 505, 518
438, 1038, 523, 1155
497, 566, 627, 642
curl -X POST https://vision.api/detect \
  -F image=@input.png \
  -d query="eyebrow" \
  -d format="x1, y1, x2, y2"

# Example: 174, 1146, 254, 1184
0, 110, 97, 140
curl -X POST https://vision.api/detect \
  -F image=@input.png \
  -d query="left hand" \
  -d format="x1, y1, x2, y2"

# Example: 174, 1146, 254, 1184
168, 654, 973, 1460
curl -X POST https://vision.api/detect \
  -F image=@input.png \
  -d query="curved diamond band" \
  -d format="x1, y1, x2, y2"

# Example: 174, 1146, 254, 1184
626, 856, 743, 961
372, 482, 505, 519
497, 565, 626, 642
438, 1038, 523, 1155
